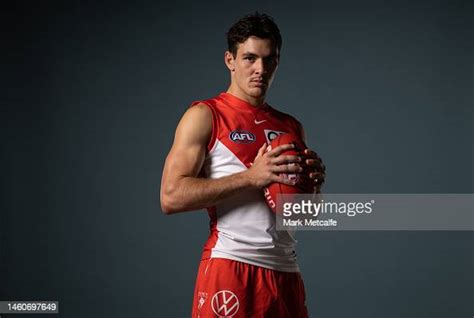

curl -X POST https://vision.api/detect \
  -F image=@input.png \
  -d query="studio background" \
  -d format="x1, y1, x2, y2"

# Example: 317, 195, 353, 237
1, 1, 473, 317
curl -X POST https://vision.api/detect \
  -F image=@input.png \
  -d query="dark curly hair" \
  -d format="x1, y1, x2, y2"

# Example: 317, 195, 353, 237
226, 12, 282, 57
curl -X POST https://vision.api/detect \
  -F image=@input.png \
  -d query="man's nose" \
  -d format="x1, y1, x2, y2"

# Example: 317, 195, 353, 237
254, 59, 266, 75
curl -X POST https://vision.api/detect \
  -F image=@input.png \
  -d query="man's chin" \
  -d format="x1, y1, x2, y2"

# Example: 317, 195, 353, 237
248, 87, 267, 98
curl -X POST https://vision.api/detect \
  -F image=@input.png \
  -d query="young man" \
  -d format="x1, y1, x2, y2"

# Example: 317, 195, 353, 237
161, 13, 325, 318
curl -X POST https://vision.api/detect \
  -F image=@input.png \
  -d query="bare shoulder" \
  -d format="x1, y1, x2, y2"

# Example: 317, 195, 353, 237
185, 102, 212, 117
179, 103, 212, 128
174, 102, 212, 146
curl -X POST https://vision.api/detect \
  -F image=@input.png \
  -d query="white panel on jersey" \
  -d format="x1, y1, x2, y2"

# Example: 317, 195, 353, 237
204, 139, 299, 272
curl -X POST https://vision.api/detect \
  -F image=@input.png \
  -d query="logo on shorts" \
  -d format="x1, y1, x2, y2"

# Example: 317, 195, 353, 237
197, 291, 208, 311
229, 130, 256, 144
211, 290, 240, 317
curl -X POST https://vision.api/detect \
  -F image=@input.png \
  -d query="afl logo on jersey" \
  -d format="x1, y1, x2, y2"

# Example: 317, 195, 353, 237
229, 130, 256, 144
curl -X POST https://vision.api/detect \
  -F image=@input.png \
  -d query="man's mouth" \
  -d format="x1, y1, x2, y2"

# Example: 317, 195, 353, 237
251, 79, 266, 87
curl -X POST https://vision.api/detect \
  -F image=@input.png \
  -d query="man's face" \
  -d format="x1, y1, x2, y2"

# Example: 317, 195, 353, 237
225, 36, 279, 104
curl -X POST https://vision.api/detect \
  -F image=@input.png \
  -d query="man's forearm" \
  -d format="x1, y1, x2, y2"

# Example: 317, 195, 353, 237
161, 170, 254, 214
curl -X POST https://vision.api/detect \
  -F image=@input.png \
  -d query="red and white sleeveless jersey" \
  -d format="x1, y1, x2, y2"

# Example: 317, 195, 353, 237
191, 92, 304, 272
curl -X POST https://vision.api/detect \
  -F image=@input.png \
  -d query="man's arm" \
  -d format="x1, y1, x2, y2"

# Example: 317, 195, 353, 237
160, 103, 302, 214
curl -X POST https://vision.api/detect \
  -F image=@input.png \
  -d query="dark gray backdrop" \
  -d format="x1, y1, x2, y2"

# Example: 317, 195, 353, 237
1, 0, 473, 317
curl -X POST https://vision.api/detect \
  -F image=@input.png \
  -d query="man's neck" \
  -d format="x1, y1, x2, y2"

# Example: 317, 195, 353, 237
226, 87, 265, 107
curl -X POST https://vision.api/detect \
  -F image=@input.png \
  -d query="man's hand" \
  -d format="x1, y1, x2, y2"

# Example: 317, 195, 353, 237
244, 142, 303, 188
303, 149, 326, 193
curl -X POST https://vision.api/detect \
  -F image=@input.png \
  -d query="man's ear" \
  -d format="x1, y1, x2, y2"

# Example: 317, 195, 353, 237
224, 51, 235, 72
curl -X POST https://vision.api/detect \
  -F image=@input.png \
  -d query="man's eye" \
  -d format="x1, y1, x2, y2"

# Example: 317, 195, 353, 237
245, 57, 255, 61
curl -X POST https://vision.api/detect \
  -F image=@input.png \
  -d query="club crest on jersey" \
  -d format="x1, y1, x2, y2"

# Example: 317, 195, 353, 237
264, 129, 287, 144
229, 130, 256, 144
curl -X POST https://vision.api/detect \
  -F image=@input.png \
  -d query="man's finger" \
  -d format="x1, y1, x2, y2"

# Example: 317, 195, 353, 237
273, 175, 297, 186
267, 143, 294, 157
254, 142, 267, 160
305, 158, 323, 166
310, 172, 326, 179
271, 155, 301, 165
272, 163, 302, 173
304, 149, 322, 161
313, 177, 325, 183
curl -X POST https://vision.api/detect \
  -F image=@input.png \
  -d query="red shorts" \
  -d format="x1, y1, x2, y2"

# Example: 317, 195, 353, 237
191, 258, 309, 318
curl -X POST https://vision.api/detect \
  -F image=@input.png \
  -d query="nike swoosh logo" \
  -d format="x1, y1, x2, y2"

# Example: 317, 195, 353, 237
254, 119, 267, 124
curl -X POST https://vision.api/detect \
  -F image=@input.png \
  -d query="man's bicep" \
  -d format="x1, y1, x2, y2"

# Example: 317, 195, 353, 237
164, 143, 206, 181
162, 104, 212, 181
